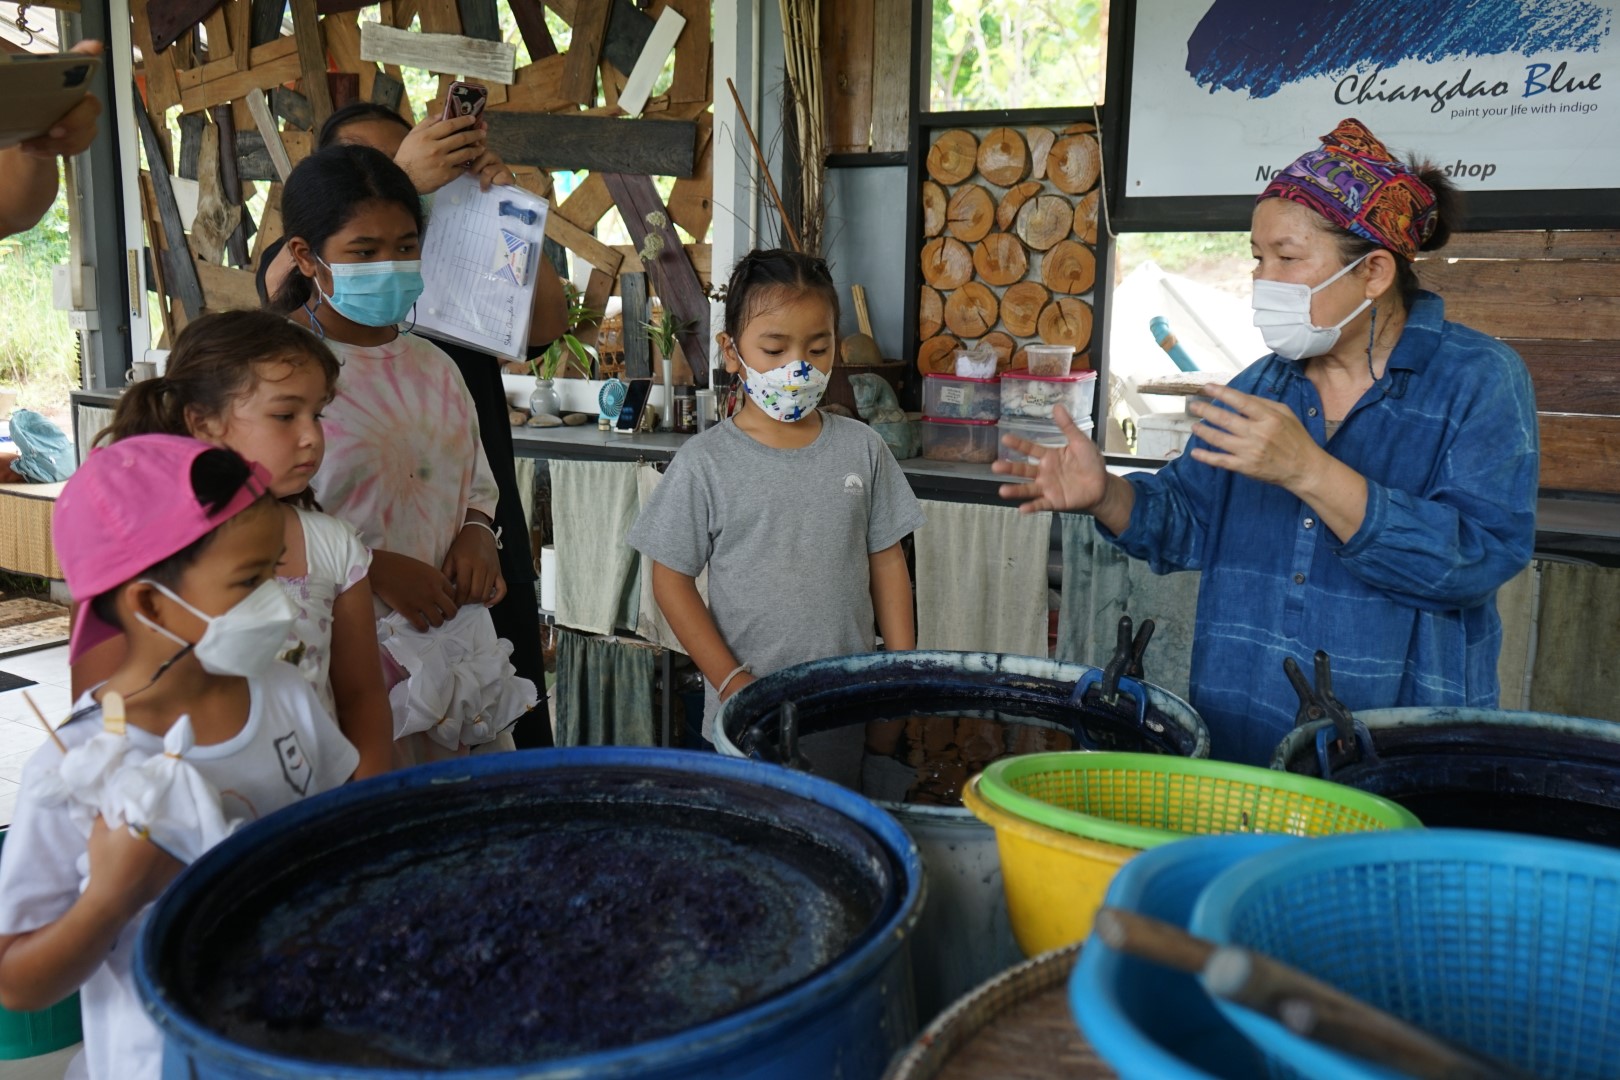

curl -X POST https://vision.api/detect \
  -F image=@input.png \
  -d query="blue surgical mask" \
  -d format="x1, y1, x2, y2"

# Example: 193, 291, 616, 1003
317, 257, 424, 328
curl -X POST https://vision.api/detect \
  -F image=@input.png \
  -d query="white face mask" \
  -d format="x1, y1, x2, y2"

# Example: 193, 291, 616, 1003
1251, 253, 1371, 360
136, 578, 297, 678
740, 356, 830, 422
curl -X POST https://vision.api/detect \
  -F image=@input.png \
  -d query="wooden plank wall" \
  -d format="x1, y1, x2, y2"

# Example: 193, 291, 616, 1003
1417, 231, 1620, 496
130, 0, 714, 371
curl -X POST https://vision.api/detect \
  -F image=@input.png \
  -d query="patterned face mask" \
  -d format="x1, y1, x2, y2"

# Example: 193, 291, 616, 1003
740, 357, 829, 422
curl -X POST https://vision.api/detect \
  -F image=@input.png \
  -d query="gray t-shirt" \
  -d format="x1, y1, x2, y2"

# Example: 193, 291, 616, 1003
626, 413, 926, 735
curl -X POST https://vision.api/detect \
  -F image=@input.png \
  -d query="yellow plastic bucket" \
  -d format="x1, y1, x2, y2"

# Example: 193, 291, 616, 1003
960, 776, 1136, 957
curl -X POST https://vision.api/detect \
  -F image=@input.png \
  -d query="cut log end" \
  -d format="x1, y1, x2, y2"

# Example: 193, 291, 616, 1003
917, 333, 962, 375
977, 126, 1029, 187
946, 183, 995, 243
944, 281, 999, 339
922, 180, 947, 237
918, 285, 943, 339
1038, 297, 1094, 350
1043, 240, 1096, 295
1015, 194, 1073, 252
973, 232, 1029, 287
1048, 134, 1101, 195
920, 236, 974, 291
927, 129, 978, 185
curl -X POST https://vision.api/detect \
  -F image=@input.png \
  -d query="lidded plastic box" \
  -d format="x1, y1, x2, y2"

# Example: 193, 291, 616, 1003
1001, 370, 1097, 422
921, 417, 1000, 463
923, 374, 1001, 421
997, 415, 1094, 466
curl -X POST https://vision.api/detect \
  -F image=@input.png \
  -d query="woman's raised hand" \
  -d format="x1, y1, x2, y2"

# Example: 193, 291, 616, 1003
394, 113, 488, 194
992, 405, 1110, 514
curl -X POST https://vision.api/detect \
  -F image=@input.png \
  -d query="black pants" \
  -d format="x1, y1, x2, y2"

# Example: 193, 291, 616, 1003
439, 341, 553, 748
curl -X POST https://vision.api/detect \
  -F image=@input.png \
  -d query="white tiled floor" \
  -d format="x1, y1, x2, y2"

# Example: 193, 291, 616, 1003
0, 644, 72, 828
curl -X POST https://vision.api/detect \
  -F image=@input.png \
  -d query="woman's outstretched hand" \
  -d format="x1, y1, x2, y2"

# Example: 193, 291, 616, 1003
992, 405, 1109, 513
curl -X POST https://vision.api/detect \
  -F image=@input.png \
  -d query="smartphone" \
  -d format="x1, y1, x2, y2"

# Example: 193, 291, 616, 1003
0, 53, 101, 150
442, 81, 489, 122
615, 379, 654, 433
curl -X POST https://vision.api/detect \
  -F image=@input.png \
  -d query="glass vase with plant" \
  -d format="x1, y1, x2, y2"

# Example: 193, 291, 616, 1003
528, 284, 602, 417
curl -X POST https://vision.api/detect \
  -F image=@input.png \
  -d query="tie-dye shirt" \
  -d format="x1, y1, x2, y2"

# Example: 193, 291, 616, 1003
311, 333, 499, 589
1104, 292, 1538, 766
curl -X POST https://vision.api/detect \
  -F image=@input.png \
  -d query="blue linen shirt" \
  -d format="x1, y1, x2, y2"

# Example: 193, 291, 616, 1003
1104, 292, 1539, 765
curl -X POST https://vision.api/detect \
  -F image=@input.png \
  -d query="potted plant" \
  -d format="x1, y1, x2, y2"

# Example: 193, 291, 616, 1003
528, 284, 602, 417
642, 305, 698, 430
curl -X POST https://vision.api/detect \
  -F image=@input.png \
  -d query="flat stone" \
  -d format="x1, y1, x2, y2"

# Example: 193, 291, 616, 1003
562, 413, 592, 426
526, 413, 565, 428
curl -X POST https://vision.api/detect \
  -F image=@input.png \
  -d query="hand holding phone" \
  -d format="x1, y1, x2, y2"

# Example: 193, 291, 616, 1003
442, 81, 489, 123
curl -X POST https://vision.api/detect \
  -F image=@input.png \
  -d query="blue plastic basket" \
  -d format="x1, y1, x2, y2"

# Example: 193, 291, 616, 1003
1189, 829, 1620, 1080
1070, 834, 1299, 1080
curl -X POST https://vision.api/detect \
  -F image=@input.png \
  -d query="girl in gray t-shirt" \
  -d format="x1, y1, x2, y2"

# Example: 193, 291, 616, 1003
626, 250, 925, 738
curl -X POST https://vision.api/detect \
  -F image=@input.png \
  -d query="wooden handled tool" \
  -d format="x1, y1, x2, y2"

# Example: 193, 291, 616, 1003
852, 284, 874, 338
1093, 908, 1534, 1080
23, 691, 67, 754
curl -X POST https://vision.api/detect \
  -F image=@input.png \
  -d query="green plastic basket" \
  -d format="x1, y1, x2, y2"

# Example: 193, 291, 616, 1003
0, 829, 82, 1059
978, 752, 1421, 850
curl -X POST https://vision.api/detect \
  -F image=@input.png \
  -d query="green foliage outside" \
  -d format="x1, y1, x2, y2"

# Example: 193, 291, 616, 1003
1114, 232, 1253, 278
0, 172, 78, 413
931, 0, 1107, 111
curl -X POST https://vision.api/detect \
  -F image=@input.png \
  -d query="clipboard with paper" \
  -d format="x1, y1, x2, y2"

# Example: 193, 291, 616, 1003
413, 173, 552, 360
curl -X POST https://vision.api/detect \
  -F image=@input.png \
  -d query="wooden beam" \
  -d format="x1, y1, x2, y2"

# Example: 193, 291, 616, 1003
178, 112, 206, 179
173, 34, 297, 91
322, 10, 376, 100
613, 241, 711, 285
202, 6, 232, 64
869, 0, 909, 152
251, 0, 287, 45
456, 0, 500, 42
178, 49, 302, 113
619, 5, 684, 117
667, 0, 709, 104
483, 113, 698, 177
601, 0, 654, 76
821, 0, 874, 153
212, 104, 252, 265
243, 88, 293, 181
250, 182, 285, 268
1510, 339, 1620, 417
1423, 260, 1620, 341
544, 212, 625, 277
135, 103, 205, 323
621, 271, 651, 378
415, 0, 461, 34
601, 170, 710, 375
149, 0, 226, 53
509, 0, 557, 59
229, 0, 252, 73
490, 55, 569, 111
560, 0, 611, 104
1539, 412, 1620, 495
133, 0, 183, 111
542, 0, 577, 29
667, 113, 712, 239
371, 70, 405, 111
556, 171, 614, 230
272, 86, 314, 129
359, 20, 518, 83
195, 256, 264, 311
289, 0, 334, 127
1418, 231, 1620, 263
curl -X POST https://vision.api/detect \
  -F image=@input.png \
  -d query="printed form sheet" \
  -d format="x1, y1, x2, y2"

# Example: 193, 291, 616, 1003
414, 173, 552, 360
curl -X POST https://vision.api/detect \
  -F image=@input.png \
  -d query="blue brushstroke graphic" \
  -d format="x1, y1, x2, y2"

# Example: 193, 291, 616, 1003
1186, 0, 1612, 98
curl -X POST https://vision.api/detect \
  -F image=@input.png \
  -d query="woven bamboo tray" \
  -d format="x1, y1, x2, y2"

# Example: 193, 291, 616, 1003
885, 943, 1115, 1080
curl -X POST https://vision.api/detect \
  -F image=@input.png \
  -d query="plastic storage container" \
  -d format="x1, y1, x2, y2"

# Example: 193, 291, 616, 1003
1022, 345, 1074, 377
1190, 829, 1620, 1080
997, 416, 1093, 466
920, 417, 1000, 463
1001, 371, 1096, 422
922, 374, 1000, 421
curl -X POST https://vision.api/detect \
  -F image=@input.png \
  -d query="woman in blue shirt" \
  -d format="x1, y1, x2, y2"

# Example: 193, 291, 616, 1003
996, 118, 1538, 765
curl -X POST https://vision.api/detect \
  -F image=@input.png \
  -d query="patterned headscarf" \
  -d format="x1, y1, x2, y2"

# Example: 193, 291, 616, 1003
1259, 118, 1437, 261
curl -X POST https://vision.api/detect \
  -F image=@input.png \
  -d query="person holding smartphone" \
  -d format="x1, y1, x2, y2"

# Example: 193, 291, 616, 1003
0, 39, 102, 238
256, 102, 567, 750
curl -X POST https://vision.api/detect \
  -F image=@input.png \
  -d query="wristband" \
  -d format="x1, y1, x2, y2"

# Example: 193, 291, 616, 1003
462, 519, 503, 550
716, 664, 752, 697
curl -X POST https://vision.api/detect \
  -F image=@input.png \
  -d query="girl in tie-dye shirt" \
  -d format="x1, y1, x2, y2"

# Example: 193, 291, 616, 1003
273, 145, 506, 765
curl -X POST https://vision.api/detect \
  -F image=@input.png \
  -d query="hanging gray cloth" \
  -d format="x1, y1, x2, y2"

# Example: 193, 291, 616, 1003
551, 460, 641, 636
915, 500, 1051, 655
1494, 563, 1537, 711
1528, 561, 1620, 722
554, 628, 657, 747
1056, 514, 1201, 702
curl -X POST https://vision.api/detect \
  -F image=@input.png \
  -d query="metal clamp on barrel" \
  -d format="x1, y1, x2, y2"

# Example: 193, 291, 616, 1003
1285, 650, 1376, 779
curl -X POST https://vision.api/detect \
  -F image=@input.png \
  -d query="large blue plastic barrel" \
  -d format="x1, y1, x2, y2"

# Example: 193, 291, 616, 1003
1272, 707, 1620, 845
136, 748, 924, 1079
713, 650, 1209, 1021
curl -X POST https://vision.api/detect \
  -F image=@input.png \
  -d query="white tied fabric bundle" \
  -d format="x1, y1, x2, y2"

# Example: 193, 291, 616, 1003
378, 605, 538, 750
37, 714, 241, 864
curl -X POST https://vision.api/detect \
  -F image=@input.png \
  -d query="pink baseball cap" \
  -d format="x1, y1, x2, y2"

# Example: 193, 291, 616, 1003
54, 434, 272, 662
